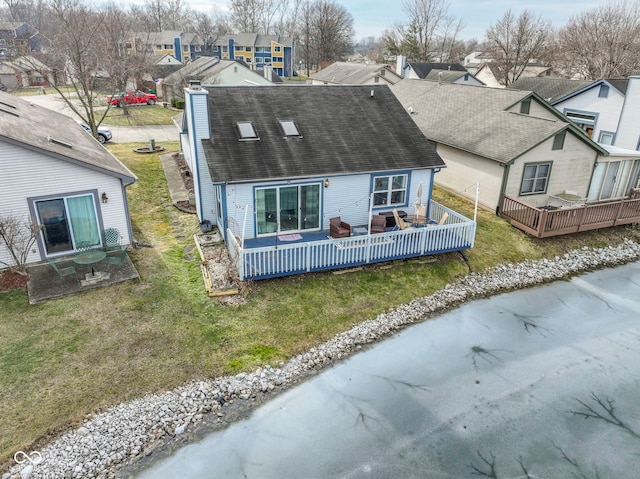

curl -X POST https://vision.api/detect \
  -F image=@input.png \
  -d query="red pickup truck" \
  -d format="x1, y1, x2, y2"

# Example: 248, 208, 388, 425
107, 90, 157, 107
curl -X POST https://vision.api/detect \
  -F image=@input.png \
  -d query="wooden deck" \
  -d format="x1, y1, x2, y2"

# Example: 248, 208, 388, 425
500, 195, 640, 238
227, 200, 476, 281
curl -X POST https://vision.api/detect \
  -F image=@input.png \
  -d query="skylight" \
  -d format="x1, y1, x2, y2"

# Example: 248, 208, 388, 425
279, 120, 300, 137
237, 121, 259, 140
47, 136, 73, 148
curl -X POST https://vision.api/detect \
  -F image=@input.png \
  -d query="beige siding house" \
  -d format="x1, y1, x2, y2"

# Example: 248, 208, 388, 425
391, 80, 606, 213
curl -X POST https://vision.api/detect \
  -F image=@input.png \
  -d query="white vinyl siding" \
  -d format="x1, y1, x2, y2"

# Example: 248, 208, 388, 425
0, 141, 130, 265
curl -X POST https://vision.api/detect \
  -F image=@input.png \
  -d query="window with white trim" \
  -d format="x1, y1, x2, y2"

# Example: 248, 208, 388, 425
373, 174, 407, 206
520, 163, 551, 195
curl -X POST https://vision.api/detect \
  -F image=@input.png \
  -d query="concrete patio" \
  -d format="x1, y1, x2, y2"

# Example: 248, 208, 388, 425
26, 250, 140, 304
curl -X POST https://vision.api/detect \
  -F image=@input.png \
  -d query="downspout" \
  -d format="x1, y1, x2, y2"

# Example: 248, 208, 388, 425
497, 163, 511, 216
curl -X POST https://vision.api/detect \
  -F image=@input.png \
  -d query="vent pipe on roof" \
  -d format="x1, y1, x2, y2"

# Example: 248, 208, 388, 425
370, 89, 374, 98
438, 71, 443, 86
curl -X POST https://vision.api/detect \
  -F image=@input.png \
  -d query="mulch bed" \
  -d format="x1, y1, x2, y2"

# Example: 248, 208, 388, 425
0, 270, 29, 292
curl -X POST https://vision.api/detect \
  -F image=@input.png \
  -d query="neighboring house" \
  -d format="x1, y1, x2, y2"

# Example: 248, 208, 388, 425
391, 79, 608, 213
179, 83, 476, 280
0, 22, 50, 58
212, 33, 295, 78
462, 51, 494, 75
396, 58, 467, 80
128, 31, 204, 63
309, 61, 401, 85
509, 76, 640, 151
0, 91, 137, 269
0, 55, 53, 89
423, 69, 484, 86
474, 62, 553, 88
161, 57, 272, 105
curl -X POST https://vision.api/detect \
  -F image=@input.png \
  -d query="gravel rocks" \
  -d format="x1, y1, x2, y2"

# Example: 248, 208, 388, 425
6, 239, 640, 479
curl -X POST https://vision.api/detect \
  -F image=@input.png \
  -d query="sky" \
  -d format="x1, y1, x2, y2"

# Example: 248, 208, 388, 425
107, 0, 610, 42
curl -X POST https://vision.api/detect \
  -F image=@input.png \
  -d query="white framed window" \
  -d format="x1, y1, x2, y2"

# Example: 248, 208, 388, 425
264, 57, 271, 64
598, 131, 615, 145
273, 56, 283, 63
274, 45, 281, 52
255, 184, 320, 235
237, 121, 259, 140
255, 47, 264, 53
255, 57, 263, 64
235, 45, 243, 51
373, 174, 407, 206
599, 84, 609, 98
520, 162, 551, 195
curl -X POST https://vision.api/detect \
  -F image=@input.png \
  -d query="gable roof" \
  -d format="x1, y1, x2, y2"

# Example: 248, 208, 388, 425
214, 33, 294, 48
310, 61, 401, 85
424, 69, 479, 83
162, 56, 222, 84
0, 92, 136, 183
390, 79, 605, 164
200, 84, 444, 183
407, 62, 466, 79
508, 77, 592, 103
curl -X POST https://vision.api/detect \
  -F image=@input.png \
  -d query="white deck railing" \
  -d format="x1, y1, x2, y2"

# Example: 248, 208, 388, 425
227, 200, 476, 281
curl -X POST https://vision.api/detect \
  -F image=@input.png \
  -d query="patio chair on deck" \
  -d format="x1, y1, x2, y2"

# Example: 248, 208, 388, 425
370, 215, 386, 234
393, 209, 413, 230
48, 259, 77, 281
329, 217, 351, 238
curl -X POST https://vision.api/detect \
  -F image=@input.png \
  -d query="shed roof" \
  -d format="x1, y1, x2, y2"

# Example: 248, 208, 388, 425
200, 84, 444, 183
407, 63, 466, 79
0, 92, 136, 183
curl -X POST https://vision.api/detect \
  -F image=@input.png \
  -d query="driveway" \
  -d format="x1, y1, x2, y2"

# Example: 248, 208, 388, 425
23, 92, 178, 143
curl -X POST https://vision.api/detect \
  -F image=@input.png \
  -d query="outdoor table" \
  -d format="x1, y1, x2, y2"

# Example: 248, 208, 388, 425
404, 215, 431, 227
73, 250, 107, 277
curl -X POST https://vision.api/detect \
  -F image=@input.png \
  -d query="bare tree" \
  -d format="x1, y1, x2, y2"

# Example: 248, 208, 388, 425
0, 214, 41, 275
484, 9, 551, 86
559, 0, 640, 80
310, 0, 353, 69
382, 0, 464, 62
230, 0, 288, 34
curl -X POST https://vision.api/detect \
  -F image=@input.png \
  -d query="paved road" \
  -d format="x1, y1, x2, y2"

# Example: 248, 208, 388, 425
24, 92, 178, 143
130, 261, 640, 479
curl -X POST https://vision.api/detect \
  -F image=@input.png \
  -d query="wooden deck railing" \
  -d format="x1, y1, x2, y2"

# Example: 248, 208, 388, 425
500, 195, 640, 238
227, 200, 476, 281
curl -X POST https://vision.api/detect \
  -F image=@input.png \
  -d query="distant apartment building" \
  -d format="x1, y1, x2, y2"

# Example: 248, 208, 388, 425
127, 31, 205, 63
212, 34, 295, 78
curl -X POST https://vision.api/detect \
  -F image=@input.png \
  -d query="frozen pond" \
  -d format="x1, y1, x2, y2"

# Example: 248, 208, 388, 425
131, 261, 640, 478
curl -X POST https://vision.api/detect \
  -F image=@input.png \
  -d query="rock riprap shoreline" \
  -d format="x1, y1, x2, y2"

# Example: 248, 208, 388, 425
5, 239, 640, 479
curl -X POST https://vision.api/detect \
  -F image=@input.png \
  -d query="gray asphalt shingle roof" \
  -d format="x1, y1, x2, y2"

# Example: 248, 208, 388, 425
201, 84, 444, 183
0, 92, 136, 183
391, 80, 576, 164
310, 62, 400, 85
508, 77, 592, 103
408, 63, 466, 79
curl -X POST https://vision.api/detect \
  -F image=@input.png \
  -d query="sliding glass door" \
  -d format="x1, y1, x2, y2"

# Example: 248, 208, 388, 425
34, 193, 101, 255
256, 184, 320, 235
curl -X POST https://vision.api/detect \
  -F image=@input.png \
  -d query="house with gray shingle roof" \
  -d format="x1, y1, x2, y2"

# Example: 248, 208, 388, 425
391, 79, 608, 212
160, 57, 272, 104
180, 83, 476, 280
212, 34, 295, 78
310, 61, 401, 85
509, 76, 640, 152
0, 91, 137, 269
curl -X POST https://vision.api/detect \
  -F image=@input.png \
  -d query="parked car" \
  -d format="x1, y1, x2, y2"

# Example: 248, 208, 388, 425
77, 120, 112, 144
106, 90, 157, 107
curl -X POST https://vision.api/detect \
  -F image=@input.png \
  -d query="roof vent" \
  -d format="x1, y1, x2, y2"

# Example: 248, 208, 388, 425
47, 136, 73, 148
370, 89, 374, 98
407, 106, 414, 115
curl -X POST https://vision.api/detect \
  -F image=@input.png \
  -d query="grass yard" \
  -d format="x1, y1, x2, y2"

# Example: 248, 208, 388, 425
1, 144, 639, 469
101, 105, 178, 126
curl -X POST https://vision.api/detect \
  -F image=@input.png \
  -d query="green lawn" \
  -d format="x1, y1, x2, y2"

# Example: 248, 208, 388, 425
101, 105, 178, 126
1, 144, 639, 469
